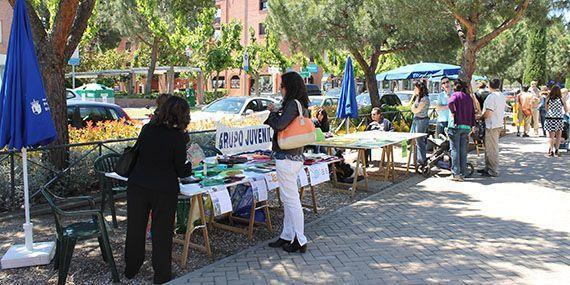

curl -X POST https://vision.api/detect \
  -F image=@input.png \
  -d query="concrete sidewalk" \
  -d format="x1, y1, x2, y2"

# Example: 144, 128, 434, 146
172, 133, 570, 285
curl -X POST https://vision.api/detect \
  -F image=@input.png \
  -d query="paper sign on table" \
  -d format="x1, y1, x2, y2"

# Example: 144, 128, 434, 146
186, 143, 205, 166
250, 177, 268, 202
297, 168, 309, 188
264, 172, 280, 190
208, 186, 232, 216
308, 163, 330, 186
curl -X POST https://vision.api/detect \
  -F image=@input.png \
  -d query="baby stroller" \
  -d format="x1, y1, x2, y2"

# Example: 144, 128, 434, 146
560, 114, 569, 151
422, 133, 474, 178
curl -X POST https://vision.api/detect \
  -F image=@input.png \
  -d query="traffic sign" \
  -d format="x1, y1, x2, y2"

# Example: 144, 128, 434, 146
68, 48, 80, 66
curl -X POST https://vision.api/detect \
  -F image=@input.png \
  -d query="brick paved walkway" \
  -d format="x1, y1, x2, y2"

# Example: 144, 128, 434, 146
173, 134, 570, 285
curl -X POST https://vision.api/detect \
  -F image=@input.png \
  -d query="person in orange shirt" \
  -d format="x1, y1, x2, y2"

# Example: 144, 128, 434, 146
519, 86, 534, 137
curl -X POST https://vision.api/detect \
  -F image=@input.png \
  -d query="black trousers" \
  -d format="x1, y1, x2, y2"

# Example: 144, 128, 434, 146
124, 184, 178, 284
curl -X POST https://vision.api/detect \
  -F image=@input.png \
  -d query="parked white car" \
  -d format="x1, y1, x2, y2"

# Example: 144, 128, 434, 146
191, 96, 279, 122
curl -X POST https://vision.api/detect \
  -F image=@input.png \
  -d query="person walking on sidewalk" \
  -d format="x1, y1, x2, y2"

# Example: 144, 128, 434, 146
447, 80, 477, 181
519, 86, 534, 137
544, 85, 568, 157
265, 71, 310, 253
478, 78, 506, 177
411, 81, 431, 168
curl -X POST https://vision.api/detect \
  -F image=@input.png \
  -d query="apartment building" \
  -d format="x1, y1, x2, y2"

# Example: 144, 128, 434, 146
0, 0, 13, 86
214, 0, 322, 96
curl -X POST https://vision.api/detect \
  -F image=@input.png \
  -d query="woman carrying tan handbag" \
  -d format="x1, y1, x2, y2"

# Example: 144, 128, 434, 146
264, 71, 313, 253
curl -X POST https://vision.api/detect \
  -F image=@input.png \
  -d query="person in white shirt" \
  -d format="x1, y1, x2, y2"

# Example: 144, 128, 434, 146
477, 78, 506, 177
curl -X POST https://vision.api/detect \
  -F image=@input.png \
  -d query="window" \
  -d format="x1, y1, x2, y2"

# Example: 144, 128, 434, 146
259, 23, 266, 35
125, 41, 132, 52
230, 75, 240, 89
245, 100, 260, 112
215, 6, 222, 24
212, 76, 225, 88
79, 107, 112, 126
258, 99, 273, 111
259, 0, 268, 11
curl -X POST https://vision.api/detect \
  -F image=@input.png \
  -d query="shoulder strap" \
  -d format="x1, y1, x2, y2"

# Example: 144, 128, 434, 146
294, 99, 303, 117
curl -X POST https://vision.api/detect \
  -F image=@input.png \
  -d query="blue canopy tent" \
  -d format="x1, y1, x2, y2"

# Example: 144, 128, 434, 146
336, 56, 358, 133
376, 62, 461, 81
0, 0, 57, 268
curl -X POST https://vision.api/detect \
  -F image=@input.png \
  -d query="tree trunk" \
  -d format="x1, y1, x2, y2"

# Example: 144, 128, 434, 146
255, 73, 261, 96
458, 42, 481, 112
38, 53, 69, 169
364, 69, 380, 108
146, 38, 160, 95
213, 71, 219, 94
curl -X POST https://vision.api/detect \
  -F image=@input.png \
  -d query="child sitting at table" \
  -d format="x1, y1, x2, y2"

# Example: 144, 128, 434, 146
364, 107, 394, 166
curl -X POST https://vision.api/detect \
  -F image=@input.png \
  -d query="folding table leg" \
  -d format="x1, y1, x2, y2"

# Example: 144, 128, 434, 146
247, 200, 257, 240
310, 186, 318, 214
263, 201, 273, 232
197, 194, 212, 256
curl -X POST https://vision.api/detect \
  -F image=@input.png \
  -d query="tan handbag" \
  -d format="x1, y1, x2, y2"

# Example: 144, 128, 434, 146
277, 100, 316, 150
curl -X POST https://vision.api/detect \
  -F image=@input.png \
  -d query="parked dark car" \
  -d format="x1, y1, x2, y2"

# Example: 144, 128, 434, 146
67, 101, 130, 128
356, 92, 402, 108
305, 84, 322, 96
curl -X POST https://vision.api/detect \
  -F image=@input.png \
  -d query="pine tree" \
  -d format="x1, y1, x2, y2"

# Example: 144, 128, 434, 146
523, 26, 547, 85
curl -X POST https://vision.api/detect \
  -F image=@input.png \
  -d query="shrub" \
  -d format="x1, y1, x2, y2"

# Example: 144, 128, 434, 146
203, 90, 228, 105
69, 119, 142, 144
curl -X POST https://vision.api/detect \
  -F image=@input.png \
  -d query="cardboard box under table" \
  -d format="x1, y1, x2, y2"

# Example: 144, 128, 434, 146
311, 131, 427, 196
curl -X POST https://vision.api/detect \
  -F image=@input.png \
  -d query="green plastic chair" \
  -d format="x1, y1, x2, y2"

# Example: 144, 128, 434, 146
40, 189, 119, 285
94, 153, 127, 228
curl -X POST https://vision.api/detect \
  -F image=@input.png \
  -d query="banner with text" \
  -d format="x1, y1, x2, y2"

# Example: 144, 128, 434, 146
215, 124, 273, 155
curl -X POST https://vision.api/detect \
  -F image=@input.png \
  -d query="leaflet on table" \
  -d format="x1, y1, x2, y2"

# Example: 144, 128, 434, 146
208, 185, 232, 216
264, 172, 280, 190
179, 182, 205, 197
297, 168, 309, 188
308, 163, 330, 186
250, 177, 268, 202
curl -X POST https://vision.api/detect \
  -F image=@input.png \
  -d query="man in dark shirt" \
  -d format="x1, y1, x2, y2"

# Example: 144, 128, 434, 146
365, 107, 394, 166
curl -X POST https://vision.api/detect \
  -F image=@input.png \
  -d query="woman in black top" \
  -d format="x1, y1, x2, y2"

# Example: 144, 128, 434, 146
124, 96, 192, 284
312, 108, 330, 133
265, 71, 310, 253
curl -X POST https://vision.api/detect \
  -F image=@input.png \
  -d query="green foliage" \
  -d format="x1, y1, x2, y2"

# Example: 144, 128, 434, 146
203, 90, 228, 105
188, 8, 243, 91
267, 0, 450, 106
477, 22, 528, 79
546, 19, 570, 82
523, 25, 548, 85
77, 48, 130, 72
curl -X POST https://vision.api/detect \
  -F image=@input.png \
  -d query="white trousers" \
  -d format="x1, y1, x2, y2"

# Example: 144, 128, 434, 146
276, 159, 307, 246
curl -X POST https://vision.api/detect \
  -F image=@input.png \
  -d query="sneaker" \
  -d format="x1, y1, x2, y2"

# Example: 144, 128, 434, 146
450, 175, 464, 182
522, 133, 530, 137
480, 171, 497, 177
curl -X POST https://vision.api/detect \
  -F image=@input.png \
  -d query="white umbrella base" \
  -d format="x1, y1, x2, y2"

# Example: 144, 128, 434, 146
1, 241, 55, 269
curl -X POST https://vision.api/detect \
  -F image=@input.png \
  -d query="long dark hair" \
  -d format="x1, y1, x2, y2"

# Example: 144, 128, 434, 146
547, 85, 561, 102
414, 81, 428, 100
281, 71, 309, 108
316, 108, 330, 131
454, 79, 469, 94
155, 96, 190, 130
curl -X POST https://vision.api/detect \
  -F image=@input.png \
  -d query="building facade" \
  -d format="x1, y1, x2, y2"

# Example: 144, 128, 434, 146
213, 0, 322, 97
0, 0, 14, 86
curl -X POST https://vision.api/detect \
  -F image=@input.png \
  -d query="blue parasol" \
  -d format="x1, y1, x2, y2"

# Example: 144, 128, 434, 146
336, 56, 358, 133
376, 62, 461, 81
0, 0, 57, 268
